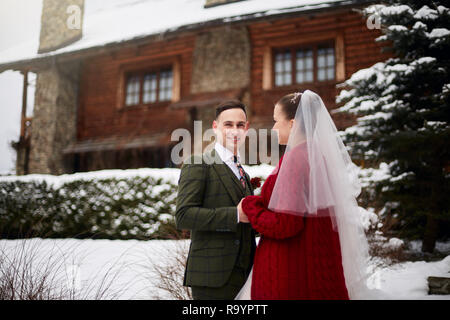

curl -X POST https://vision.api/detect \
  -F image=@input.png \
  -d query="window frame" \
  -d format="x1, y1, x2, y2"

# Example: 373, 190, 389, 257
262, 32, 345, 91
117, 56, 181, 110
272, 41, 336, 88
123, 66, 173, 107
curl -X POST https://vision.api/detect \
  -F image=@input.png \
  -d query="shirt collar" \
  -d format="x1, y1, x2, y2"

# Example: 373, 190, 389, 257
214, 142, 241, 163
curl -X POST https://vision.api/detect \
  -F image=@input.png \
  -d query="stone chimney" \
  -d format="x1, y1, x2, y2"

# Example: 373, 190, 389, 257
204, 0, 244, 8
38, 0, 84, 53
24, 1, 84, 175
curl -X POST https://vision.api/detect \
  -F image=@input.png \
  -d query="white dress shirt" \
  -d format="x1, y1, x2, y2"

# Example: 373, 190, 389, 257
214, 142, 243, 223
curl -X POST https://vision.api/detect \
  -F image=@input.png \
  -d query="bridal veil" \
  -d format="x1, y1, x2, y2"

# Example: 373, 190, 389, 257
268, 90, 371, 299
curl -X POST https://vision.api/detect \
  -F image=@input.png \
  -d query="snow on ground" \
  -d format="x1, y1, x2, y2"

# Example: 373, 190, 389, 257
0, 237, 190, 299
0, 163, 276, 188
1, 237, 449, 300
0, 168, 183, 188
367, 254, 450, 300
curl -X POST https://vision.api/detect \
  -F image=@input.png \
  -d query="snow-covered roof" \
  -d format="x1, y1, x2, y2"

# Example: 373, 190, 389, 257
0, 0, 361, 69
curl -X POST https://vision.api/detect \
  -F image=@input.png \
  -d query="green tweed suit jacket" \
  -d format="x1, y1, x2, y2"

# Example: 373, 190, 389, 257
175, 147, 256, 288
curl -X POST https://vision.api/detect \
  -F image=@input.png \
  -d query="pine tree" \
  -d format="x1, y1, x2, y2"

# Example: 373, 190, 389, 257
337, 0, 450, 253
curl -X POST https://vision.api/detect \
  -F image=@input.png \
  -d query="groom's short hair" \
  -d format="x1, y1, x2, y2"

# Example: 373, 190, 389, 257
215, 100, 247, 120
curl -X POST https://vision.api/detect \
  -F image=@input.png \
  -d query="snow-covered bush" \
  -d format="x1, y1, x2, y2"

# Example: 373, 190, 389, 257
0, 167, 271, 240
0, 170, 179, 239
336, 0, 450, 253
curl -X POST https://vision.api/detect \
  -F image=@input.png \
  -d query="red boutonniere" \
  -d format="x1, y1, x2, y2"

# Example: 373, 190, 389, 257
250, 177, 261, 189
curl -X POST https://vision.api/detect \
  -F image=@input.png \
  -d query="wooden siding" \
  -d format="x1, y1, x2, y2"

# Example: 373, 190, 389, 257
77, 35, 195, 141
77, 8, 392, 142
248, 9, 392, 129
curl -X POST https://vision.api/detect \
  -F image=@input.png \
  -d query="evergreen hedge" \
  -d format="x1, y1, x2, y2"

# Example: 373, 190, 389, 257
0, 175, 179, 240
0, 169, 268, 240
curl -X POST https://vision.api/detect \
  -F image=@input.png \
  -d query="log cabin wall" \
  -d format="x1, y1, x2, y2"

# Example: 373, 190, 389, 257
73, 35, 195, 171
72, 7, 392, 171
77, 36, 194, 142
77, 8, 392, 145
248, 8, 392, 130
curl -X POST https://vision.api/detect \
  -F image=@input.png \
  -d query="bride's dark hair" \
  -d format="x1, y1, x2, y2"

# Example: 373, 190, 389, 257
276, 92, 302, 120
277, 92, 319, 133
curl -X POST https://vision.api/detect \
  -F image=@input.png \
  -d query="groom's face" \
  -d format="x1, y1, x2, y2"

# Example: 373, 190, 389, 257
213, 108, 249, 154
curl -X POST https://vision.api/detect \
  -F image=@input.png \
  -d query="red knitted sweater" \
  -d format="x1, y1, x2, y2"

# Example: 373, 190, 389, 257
242, 150, 349, 300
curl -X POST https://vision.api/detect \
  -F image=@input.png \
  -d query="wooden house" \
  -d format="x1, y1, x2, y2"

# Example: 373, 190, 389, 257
0, 0, 391, 175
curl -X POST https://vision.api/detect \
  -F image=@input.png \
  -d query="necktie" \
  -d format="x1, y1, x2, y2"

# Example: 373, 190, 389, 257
233, 155, 246, 189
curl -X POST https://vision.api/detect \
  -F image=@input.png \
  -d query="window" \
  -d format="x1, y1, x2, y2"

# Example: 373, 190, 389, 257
158, 70, 173, 102
296, 48, 314, 83
125, 76, 140, 106
273, 43, 335, 87
124, 68, 173, 106
274, 51, 292, 86
317, 47, 335, 81
143, 73, 157, 104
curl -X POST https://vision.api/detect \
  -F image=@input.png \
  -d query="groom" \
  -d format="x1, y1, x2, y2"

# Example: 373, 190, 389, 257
175, 100, 256, 300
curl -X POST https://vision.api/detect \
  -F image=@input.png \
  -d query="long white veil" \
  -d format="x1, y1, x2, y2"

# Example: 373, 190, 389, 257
268, 90, 371, 299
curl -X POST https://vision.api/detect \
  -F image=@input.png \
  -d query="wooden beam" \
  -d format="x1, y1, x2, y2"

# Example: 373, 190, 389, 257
335, 32, 346, 82
20, 70, 28, 140
172, 57, 181, 102
262, 46, 272, 90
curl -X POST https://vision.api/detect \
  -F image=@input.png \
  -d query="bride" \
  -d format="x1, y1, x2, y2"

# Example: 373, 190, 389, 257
236, 90, 372, 300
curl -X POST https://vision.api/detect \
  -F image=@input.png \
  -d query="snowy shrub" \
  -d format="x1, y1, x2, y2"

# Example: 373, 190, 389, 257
0, 174, 179, 240
0, 167, 271, 240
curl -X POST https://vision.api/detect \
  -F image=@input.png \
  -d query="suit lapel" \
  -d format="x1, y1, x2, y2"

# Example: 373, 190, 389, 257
206, 149, 245, 204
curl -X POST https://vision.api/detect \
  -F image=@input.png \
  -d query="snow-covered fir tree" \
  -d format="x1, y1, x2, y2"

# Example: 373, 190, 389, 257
337, 0, 450, 253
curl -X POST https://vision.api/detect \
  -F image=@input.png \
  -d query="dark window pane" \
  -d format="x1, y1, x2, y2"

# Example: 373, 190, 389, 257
125, 75, 140, 106
318, 69, 326, 81
306, 57, 313, 69
318, 55, 326, 68
143, 73, 157, 103
275, 74, 283, 86
317, 46, 335, 81
159, 70, 173, 101
275, 60, 283, 73
284, 59, 291, 72
274, 51, 292, 86
296, 48, 313, 84
327, 68, 334, 79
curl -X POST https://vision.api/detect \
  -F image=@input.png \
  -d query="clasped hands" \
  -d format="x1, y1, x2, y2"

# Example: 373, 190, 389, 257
237, 198, 249, 223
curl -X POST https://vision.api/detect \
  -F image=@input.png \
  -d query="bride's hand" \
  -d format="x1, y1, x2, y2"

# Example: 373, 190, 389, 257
238, 198, 249, 223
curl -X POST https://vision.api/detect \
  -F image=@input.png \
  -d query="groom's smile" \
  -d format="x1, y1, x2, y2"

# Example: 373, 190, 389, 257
212, 107, 249, 154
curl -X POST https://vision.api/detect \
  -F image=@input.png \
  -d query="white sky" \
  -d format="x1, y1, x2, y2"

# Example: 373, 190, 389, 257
0, 0, 42, 174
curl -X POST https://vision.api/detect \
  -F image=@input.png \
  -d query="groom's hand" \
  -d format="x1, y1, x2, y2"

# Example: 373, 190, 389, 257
238, 198, 249, 223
